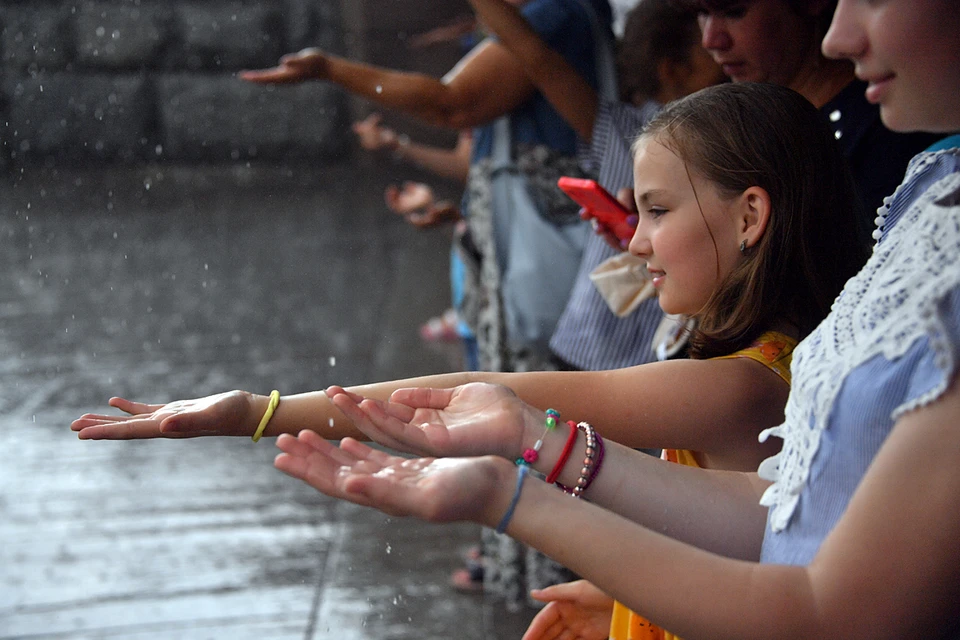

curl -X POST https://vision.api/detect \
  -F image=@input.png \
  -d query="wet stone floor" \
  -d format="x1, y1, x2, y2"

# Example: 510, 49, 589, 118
0, 161, 537, 639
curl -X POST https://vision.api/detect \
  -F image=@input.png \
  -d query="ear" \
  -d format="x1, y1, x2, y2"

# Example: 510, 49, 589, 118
737, 186, 771, 250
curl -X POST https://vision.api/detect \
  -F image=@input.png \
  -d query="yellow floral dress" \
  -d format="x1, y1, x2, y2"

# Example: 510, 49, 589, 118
608, 331, 796, 640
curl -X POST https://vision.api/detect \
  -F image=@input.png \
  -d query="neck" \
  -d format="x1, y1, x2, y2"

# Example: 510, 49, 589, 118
788, 56, 855, 109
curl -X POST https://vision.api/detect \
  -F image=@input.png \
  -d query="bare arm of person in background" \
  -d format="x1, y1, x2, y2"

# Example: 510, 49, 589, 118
238, 40, 537, 131
464, 0, 598, 141
353, 114, 472, 184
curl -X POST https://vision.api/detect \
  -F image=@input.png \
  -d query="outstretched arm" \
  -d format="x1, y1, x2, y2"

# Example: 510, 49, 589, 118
466, 0, 599, 140
239, 42, 536, 130
72, 356, 786, 474
276, 375, 960, 639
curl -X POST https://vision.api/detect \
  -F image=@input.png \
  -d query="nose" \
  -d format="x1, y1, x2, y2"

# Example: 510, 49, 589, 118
822, 0, 866, 62
627, 215, 652, 259
699, 15, 731, 53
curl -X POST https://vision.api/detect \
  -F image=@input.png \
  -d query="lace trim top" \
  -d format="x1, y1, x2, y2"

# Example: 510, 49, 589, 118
758, 149, 960, 533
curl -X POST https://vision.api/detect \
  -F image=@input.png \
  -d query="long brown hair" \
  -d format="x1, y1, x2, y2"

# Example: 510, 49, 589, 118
638, 82, 868, 358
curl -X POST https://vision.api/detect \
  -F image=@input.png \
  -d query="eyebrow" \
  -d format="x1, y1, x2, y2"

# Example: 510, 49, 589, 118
636, 189, 670, 204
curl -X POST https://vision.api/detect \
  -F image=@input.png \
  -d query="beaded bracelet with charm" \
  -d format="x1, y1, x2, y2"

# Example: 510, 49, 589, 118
517, 408, 560, 466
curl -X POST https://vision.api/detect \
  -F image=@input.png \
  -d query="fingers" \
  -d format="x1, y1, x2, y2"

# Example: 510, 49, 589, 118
74, 419, 168, 440
274, 432, 424, 517
521, 602, 563, 640
329, 392, 425, 453
388, 386, 456, 410
108, 397, 162, 415
529, 581, 583, 604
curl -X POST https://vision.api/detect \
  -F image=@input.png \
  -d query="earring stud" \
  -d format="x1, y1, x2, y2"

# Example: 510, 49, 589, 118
740, 239, 747, 254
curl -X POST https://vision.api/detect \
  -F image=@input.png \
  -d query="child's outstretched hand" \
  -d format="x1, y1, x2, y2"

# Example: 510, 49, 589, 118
70, 391, 255, 439
238, 48, 331, 84
325, 382, 533, 460
522, 580, 614, 640
274, 432, 511, 524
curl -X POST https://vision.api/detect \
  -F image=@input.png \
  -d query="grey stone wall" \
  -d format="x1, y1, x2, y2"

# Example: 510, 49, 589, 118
0, 0, 350, 167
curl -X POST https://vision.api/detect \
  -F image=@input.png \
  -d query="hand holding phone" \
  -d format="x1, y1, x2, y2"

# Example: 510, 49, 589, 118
557, 177, 636, 244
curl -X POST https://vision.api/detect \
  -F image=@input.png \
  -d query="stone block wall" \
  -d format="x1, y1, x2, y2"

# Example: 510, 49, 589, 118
0, 0, 349, 168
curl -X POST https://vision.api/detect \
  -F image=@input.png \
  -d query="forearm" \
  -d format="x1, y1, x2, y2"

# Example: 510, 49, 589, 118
325, 50, 519, 130
393, 140, 470, 183
323, 56, 460, 127
494, 464, 821, 640
252, 370, 507, 439
467, 0, 597, 140
521, 426, 770, 560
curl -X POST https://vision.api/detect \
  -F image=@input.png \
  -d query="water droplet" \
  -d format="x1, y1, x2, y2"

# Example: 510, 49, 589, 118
375, 85, 383, 94
329, 356, 336, 367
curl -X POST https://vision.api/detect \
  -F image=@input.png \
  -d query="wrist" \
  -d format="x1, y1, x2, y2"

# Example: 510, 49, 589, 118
480, 456, 524, 528
246, 391, 269, 437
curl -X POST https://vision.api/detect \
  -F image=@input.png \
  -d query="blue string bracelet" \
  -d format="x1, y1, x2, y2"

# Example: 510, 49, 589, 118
496, 464, 530, 534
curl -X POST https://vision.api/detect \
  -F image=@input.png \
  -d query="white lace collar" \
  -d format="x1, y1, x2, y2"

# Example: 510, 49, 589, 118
757, 151, 960, 532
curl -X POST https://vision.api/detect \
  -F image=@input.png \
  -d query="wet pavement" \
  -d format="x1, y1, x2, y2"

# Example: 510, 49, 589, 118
0, 160, 537, 639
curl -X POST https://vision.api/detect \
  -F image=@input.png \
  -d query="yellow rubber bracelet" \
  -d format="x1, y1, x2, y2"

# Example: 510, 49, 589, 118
251, 390, 281, 442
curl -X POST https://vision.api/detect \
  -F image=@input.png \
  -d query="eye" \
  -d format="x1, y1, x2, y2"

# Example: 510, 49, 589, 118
722, 8, 746, 19
648, 207, 668, 219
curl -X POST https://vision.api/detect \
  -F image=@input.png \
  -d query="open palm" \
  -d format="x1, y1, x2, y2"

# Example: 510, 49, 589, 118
275, 432, 505, 524
70, 391, 253, 440
238, 48, 330, 84
326, 382, 533, 460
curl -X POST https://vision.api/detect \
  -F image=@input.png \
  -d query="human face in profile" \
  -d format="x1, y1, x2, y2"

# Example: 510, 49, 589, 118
822, 0, 960, 133
628, 138, 745, 316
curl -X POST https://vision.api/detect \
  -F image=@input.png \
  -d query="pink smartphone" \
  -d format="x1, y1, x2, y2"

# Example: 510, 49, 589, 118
557, 177, 636, 242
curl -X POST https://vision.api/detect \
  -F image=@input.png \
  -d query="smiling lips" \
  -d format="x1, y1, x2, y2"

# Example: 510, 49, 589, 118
862, 72, 895, 104
647, 268, 666, 287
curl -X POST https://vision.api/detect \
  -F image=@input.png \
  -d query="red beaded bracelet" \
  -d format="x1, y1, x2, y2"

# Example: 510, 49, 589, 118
545, 420, 579, 484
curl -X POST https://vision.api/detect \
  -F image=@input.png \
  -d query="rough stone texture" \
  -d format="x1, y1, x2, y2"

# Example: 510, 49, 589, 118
158, 75, 348, 160
5, 73, 155, 162
170, 3, 286, 72
0, 5, 73, 73
0, 0, 347, 166
73, 2, 172, 70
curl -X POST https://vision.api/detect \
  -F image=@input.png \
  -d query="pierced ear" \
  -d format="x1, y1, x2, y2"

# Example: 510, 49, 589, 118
739, 186, 771, 251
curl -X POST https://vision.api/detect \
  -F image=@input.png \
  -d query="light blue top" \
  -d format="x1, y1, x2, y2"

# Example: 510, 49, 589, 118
760, 149, 960, 570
